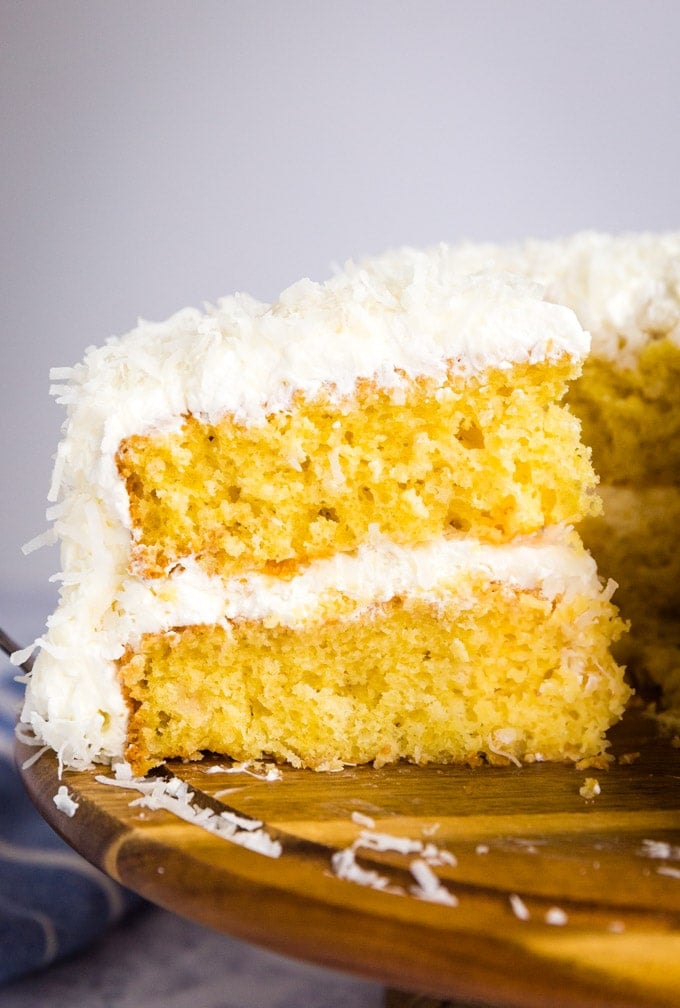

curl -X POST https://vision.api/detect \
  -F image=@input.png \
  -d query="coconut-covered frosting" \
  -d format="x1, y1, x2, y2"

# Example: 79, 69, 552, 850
20, 525, 607, 770
376, 232, 680, 370
18, 245, 594, 771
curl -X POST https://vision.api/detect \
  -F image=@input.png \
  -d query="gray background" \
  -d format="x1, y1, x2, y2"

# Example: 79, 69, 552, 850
3, 0, 680, 617
1, 3, 679, 1003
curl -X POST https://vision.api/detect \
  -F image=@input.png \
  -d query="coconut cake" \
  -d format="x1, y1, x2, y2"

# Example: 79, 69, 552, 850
18, 247, 629, 773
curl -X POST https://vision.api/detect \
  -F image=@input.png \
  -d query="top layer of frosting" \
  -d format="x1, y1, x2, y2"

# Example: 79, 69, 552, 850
378, 232, 680, 370
52, 244, 587, 438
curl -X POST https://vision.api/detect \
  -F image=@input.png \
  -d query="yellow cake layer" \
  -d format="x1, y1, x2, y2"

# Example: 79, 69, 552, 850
568, 338, 680, 484
119, 581, 628, 775
580, 484, 680, 709
570, 339, 680, 720
117, 358, 598, 579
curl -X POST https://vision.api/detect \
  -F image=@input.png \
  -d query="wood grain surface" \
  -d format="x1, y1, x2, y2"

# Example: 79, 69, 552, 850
18, 707, 680, 1008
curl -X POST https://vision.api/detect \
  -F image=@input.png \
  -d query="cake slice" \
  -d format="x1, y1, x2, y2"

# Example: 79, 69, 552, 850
19, 248, 628, 773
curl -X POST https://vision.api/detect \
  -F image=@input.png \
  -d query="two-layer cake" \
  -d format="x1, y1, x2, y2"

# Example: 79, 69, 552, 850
20, 246, 634, 773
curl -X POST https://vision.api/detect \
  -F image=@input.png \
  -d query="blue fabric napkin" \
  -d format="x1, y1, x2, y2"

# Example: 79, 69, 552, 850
0, 652, 143, 986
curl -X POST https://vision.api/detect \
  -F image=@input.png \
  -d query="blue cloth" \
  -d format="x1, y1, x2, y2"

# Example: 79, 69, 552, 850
0, 655, 143, 986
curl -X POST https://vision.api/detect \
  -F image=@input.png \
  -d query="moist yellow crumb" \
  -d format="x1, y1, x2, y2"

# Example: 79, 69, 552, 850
117, 358, 598, 579
579, 778, 601, 799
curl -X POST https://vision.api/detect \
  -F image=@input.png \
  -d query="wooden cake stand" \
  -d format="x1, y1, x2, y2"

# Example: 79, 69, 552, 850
18, 707, 680, 1008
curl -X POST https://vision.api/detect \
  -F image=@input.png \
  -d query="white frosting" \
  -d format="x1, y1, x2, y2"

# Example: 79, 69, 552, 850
375, 232, 680, 370
21, 525, 604, 770
110, 526, 600, 637
19, 245, 596, 771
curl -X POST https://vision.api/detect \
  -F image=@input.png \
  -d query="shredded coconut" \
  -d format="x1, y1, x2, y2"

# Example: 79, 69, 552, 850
409, 859, 458, 906
351, 811, 376, 829
639, 839, 680, 861
487, 729, 523, 767
330, 825, 458, 904
656, 866, 680, 879
20, 528, 57, 556
96, 772, 281, 857
330, 847, 394, 892
429, 231, 680, 369
509, 894, 530, 921
20, 745, 50, 770
53, 785, 79, 817
201, 760, 282, 781
9, 643, 38, 668
355, 829, 424, 856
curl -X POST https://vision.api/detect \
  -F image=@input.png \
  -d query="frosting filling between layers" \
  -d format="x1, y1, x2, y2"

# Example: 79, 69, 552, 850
111, 526, 604, 636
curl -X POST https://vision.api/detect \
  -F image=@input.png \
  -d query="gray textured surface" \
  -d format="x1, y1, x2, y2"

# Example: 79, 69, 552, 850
1, 904, 384, 1008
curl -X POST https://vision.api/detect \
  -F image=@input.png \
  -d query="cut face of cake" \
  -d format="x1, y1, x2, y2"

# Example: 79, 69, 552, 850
412, 232, 680, 716
19, 247, 629, 774
418, 232, 680, 482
